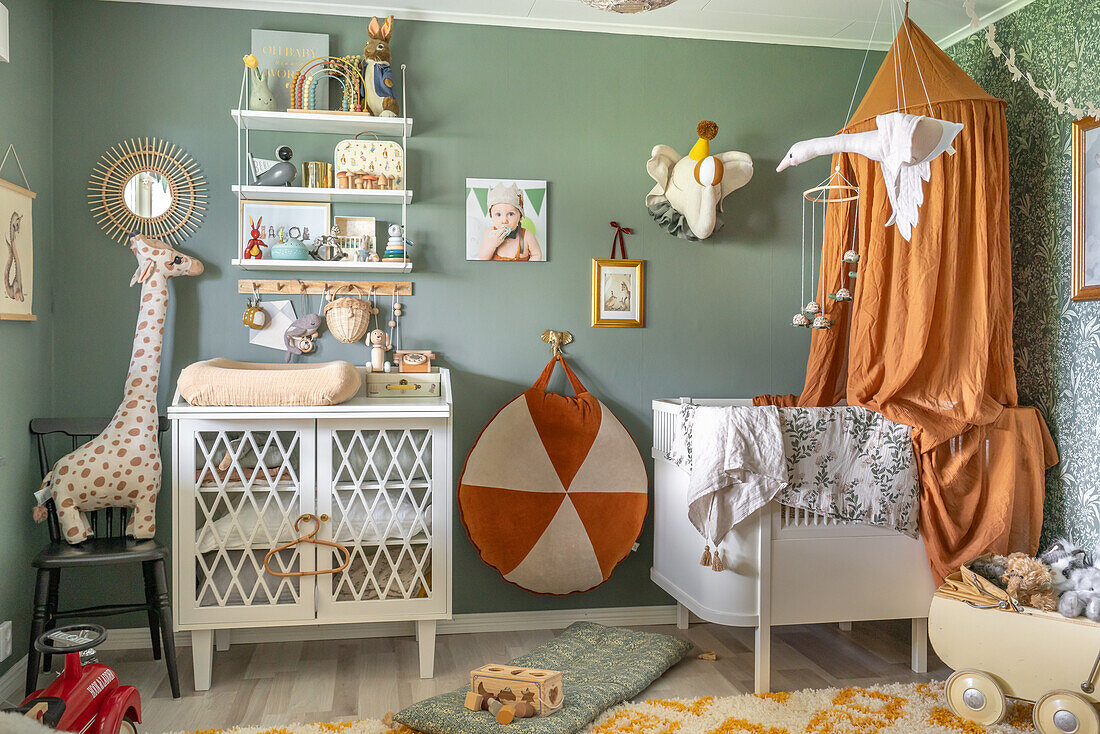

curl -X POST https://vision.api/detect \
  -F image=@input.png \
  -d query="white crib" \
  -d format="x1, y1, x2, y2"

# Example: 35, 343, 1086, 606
651, 398, 936, 693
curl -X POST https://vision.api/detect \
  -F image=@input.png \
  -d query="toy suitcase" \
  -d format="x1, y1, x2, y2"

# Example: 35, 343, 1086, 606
470, 664, 563, 717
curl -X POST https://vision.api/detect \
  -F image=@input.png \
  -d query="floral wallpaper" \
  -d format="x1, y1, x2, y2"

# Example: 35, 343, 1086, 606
950, 1, 1100, 548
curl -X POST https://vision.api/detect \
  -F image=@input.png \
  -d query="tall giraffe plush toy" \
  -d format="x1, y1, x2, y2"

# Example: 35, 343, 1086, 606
34, 234, 204, 542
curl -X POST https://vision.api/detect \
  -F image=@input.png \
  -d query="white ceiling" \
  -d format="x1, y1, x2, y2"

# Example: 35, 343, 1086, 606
108, 0, 1034, 49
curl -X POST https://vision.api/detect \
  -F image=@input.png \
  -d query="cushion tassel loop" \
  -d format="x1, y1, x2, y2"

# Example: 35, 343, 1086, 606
711, 548, 724, 572
700, 544, 712, 567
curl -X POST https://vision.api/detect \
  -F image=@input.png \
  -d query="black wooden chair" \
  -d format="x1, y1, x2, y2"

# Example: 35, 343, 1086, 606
27, 417, 180, 699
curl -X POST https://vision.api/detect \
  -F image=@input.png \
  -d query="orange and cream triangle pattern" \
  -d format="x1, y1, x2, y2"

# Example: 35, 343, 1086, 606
459, 391, 648, 595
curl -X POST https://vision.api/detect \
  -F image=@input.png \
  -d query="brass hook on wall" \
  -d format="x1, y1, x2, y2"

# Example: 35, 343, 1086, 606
541, 329, 573, 358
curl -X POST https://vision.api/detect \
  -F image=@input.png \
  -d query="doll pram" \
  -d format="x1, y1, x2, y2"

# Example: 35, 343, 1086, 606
929, 554, 1100, 734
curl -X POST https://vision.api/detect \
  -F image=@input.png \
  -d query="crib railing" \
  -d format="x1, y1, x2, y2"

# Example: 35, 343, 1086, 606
779, 504, 841, 528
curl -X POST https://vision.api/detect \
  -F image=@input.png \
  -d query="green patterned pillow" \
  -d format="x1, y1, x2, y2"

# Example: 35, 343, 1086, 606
394, 622, 692, 734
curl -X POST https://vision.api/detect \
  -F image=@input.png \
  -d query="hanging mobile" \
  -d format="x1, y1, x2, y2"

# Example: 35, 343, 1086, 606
243, 283, 267, 329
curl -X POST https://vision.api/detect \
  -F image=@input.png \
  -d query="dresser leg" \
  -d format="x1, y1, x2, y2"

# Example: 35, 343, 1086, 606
676, 602, 689, 630
417, 620, 436, 679
910, 617, 928, 673
192, 629, 214, 691
215, 629, 231, 652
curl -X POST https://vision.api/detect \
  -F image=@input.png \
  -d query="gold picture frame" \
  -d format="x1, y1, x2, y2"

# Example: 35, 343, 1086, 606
592, 258, 644, 328
1072, 116, 1100, 301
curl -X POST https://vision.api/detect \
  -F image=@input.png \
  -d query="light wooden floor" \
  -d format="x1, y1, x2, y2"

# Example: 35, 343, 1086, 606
24, 620, 950, 733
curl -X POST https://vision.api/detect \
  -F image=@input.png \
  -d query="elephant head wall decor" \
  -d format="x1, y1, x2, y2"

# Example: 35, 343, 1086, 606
645, 120, 753, 241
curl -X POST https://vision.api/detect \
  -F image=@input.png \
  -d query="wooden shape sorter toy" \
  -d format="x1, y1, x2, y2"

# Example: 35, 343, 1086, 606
470, 664, 563, 717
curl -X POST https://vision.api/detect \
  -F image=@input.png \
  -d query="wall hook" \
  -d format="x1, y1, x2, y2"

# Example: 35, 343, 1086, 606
541, 329, 573, 358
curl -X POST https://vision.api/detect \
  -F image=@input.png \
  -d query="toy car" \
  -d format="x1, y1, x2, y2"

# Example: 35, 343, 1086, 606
5, 624, 141, 733
931, 562, 1100, 734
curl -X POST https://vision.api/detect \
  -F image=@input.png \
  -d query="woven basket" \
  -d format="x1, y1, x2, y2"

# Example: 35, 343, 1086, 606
323, 285, 371, 343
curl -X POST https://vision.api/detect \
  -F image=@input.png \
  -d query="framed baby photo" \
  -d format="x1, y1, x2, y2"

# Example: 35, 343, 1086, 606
1072, 116, 1100, 301
592, 259, 644, 328
465, 178, 547, 261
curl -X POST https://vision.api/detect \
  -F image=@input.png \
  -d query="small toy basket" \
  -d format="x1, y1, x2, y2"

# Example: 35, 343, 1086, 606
323, 284, 372, 343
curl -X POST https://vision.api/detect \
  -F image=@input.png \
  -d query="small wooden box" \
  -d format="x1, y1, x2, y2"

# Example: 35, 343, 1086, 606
470, 664, 563, 717
364, 369, 442, 400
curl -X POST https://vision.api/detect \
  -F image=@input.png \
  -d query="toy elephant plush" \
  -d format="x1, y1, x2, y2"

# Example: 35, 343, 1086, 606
646, 120, 753, 241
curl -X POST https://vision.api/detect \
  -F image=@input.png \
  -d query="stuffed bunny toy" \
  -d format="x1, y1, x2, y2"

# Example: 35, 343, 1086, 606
362, 16, 399, 117
1059, 566, 1100, 621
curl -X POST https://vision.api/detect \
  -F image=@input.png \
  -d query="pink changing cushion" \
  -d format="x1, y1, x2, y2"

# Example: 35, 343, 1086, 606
178, 358, 360, 406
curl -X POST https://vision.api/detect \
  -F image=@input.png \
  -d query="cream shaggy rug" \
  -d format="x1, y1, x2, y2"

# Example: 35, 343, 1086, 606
165, 681, 1036, 733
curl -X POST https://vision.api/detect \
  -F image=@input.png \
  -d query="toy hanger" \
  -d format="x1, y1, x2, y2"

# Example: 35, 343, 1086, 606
263, 513, 351, 578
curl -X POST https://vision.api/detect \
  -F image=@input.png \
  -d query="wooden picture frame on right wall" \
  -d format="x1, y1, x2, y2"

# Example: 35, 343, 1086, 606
1072, 116, 1100, 301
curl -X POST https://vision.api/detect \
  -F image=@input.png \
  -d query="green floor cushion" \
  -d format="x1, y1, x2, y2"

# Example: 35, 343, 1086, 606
393, 622, 692, 734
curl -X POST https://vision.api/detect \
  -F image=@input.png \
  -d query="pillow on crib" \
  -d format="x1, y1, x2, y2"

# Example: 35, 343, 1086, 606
458, 357, 647, 595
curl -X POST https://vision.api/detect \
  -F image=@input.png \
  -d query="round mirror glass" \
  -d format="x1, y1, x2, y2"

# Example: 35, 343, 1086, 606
122, 171, 173, 218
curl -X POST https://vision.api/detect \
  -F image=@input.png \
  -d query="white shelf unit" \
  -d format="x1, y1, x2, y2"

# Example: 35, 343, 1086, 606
233, 65, 412, 273
169, 368, 453, 692
231, 258, 413, 273
232, 185, 412, 204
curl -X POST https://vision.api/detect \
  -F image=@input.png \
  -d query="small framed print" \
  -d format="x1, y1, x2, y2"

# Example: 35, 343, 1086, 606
238, 199, 330, 259
1072, 116, 1100, 301
592, 258, 644, 328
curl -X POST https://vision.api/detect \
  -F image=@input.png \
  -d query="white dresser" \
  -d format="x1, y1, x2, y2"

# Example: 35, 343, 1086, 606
168, 368, 452, 691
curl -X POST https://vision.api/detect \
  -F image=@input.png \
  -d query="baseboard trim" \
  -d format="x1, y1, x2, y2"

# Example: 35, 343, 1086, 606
98, 605, 679, 650
0, 655, 28, 708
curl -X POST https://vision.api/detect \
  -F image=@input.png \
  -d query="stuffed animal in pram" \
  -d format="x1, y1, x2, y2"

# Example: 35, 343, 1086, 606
1002, 552, 1058, 612
1039, 537, 1089, 594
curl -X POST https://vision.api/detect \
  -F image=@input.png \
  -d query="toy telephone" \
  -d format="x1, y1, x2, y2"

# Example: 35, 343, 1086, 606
394, 350, 434, 373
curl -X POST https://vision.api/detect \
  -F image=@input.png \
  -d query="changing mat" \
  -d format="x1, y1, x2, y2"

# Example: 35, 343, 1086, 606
178, 358, 360, 406
394, 622, 691, 734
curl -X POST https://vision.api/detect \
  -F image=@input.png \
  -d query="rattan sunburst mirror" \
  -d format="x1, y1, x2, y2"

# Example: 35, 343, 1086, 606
88, 137, 207, 244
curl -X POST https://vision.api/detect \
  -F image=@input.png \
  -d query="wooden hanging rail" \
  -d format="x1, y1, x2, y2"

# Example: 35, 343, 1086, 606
238, 279, 412, 296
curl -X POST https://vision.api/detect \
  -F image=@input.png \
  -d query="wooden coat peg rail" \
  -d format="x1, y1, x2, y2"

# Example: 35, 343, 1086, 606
238, 279, 413, 296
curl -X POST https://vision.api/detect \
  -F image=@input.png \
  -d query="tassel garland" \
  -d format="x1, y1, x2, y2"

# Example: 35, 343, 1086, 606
711, 550, 725, 572
700, 544, 712, 567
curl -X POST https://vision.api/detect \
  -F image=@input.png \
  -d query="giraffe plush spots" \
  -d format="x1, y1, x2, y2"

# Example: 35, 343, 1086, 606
34, 234, 204, 542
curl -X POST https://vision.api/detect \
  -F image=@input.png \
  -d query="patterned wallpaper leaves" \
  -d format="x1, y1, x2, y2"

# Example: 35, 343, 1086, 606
950, 0, 1100, 547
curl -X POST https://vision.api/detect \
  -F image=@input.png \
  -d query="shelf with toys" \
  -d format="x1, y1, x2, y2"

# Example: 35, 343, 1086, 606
230, 108, 412, 137
235, 21, 413, 273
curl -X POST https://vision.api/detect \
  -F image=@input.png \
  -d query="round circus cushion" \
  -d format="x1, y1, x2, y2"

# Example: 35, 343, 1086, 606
458, 357, 648, 595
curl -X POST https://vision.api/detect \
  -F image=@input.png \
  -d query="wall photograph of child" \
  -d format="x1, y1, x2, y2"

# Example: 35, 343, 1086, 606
466, 178, 547, 261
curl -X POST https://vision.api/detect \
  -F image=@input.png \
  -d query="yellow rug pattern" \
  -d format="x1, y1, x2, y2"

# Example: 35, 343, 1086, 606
166, 681, 1035, 734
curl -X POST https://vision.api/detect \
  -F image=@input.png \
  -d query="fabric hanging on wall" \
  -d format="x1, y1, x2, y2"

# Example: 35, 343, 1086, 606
756, 19, 1058, 584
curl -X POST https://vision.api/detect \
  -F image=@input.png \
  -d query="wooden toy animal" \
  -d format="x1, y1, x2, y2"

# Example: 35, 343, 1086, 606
34, 234, 204, 542
362, 16, 400, 117
245, 216, 267, 259
366, 328, 391, 371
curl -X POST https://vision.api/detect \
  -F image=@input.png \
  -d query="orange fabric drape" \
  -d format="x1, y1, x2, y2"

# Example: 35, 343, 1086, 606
756, 20, 1058, 584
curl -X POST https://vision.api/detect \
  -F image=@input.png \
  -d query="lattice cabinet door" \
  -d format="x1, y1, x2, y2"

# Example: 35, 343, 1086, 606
316, 418, 451, 621
175, 419, 317, 626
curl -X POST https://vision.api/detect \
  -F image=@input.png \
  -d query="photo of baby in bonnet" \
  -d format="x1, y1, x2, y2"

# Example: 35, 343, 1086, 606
466, 178, 547, 261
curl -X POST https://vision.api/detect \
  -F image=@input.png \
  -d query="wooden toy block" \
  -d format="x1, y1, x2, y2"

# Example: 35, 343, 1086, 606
471, 664, 564, 717
481, 695, 496, 711
487, 699, 503, 715
514, 702, 535, 718
497, 704, 516, 725
464, 692, 483, 711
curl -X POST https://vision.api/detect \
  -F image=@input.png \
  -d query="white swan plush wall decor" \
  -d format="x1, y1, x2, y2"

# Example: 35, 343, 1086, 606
777, 113, 964, 241
646, 121, 754, 241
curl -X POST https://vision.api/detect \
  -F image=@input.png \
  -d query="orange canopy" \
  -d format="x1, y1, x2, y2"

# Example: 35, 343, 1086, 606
757, 19, 1057, 584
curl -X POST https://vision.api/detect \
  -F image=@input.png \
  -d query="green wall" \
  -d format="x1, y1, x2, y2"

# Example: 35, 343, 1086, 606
951, 0, 1100, 548
0, 0, 53, 684
43, 2, 875, 621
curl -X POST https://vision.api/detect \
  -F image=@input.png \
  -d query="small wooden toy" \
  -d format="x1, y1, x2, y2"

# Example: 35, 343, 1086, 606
366, 328, 392, 372
514, 702, 535, 718
394, 350, 434, 373
470, 664, 564, 717
464, 692, 483, 711
244, 216, 267, 260
487, 699, 516, 725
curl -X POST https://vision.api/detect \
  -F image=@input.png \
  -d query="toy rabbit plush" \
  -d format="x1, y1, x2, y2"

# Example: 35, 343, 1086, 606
1059, 566, 1100, 621
245, 216, 267, 260
1002, 552, 1058, 612
366, 328, 392, 371
361, 16, 400, 117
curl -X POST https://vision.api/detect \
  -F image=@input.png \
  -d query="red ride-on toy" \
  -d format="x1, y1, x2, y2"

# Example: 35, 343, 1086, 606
7, 624, 141, 733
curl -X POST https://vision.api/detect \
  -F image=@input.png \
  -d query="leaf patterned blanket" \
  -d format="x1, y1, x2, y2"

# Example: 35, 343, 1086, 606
668, 404, 919, 538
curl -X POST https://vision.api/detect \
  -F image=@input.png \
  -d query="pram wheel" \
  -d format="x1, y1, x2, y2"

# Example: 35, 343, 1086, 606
1034, 690, 1099, 734
945, 669, 1006, 725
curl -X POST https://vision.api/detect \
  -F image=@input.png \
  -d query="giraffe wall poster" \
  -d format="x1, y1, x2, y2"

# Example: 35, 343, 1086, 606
0, 176, 34, 320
